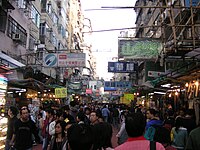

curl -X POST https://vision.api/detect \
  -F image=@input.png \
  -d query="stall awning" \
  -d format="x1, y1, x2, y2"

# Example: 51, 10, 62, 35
186, 48, 200, 59
0, 52, 25, 68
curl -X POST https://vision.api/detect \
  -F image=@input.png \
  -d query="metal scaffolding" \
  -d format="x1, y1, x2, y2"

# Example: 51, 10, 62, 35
102, 0, 200, 57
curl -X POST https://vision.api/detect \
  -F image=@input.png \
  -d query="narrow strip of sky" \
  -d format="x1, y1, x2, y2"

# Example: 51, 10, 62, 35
81, 0, 136, 80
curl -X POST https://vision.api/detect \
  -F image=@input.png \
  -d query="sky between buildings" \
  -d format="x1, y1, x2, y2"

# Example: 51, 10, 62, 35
81, 0, 136, 80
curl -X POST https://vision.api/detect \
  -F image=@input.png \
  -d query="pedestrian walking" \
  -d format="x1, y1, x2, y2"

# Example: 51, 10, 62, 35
9, 106, 40, 150
5, 106, 18, 150
185, 126, 200, 150
115, 112, 165, 150
48, 120, 67, 150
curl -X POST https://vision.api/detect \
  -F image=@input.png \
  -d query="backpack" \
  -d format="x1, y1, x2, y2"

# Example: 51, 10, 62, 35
145, 125, 171, 144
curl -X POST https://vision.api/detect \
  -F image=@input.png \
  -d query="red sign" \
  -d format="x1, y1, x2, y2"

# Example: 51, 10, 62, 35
59, 54, 67, 59
86, 89, 92, 94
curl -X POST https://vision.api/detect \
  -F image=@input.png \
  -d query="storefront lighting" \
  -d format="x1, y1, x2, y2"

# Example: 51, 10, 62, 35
161, 84, 171, 88
19, 92, 21, 96
53, 95, 55, 98
185, 83, 189, 87
169, 93, 172, 97
38, 92, 41, 94
175, 91, 178, 96
148, 93, 154, 95
195, 81, 199, 86
142, 100, 145, 105
154, 91, 166, 95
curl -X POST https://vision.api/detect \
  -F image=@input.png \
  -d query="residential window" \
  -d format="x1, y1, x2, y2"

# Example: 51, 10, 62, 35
52, 12, 58, 26
58, 42, 64, 50
31, 6, 40, 28
46, 2, 52, 14
58, 24, 66, 38
7, 16, 27, 47
36, 50, 43, 61
29, 35, 36, 51
0, 9, 7, 32
39, 22, 46, 35
17, 0, 27, 9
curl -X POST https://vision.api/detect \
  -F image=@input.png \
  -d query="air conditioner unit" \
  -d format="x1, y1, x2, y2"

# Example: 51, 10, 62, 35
34, 40, 41, 45
12, 34, 22, 42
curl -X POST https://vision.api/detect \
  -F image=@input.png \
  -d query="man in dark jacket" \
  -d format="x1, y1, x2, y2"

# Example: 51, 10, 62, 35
10, 106, 39, 150
5, 106, 18, 150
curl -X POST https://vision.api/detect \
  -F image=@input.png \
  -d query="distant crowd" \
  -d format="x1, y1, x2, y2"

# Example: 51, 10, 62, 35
4, 103, 200, 150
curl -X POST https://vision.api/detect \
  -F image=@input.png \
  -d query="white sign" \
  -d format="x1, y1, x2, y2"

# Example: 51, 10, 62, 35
43, 53, 86, 67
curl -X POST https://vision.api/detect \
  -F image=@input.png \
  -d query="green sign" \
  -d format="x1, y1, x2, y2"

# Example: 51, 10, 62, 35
118, 39, 162, 59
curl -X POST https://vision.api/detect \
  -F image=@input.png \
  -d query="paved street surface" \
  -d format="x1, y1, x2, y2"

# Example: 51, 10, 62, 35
33, 126, 119, 150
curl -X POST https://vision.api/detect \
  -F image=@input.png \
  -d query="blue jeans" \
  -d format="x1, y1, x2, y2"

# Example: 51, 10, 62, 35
103, 116, 108, 122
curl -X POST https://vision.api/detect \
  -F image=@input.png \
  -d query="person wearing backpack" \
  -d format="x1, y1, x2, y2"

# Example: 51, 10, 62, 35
144, 109, 163, 141
171, 117, 188, 150
115, 112, 165, 150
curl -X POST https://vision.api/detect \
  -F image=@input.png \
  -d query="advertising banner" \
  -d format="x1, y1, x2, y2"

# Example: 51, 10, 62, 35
55, 88, 67, 98
118, 39, 162, 59
120, 94, 134, 104
124, 93, 134, 101
86, 88, 92, 94
108, 62, 137, 73
43, 53, 86, 67
185, 0, 200, 7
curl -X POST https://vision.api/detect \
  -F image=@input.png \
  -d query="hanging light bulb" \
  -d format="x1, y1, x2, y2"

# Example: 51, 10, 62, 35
175, 91, 178, 96
169, 93, 172, 97
185, 83, 189, 87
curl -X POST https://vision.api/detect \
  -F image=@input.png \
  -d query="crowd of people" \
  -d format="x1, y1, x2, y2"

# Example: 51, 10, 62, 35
4, 102, 200, 150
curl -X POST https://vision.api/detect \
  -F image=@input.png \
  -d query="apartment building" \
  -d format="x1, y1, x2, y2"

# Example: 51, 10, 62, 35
0, 0, 96, 95
133, 0, 200, 86
0, 0, 40, 76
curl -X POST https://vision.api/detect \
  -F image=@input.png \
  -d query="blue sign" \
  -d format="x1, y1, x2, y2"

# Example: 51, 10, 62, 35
104, 81, 132, 88
44, 54, 57, 67
108, 62, 137, 73
185, 0, 200, 7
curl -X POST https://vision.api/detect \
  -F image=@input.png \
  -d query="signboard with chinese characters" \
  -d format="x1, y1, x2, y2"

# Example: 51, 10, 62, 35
185, 0, 200, 7
118, 39, 162, 59
120, 93, 134, 104
108, 62, 137, 73
55, 88, 67, 98
43, 53, 86, 67
86, 89, 92, 94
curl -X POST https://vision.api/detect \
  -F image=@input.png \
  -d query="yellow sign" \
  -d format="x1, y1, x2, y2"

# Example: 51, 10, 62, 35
120, 94, 134, 104
55, 88, 67, 98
